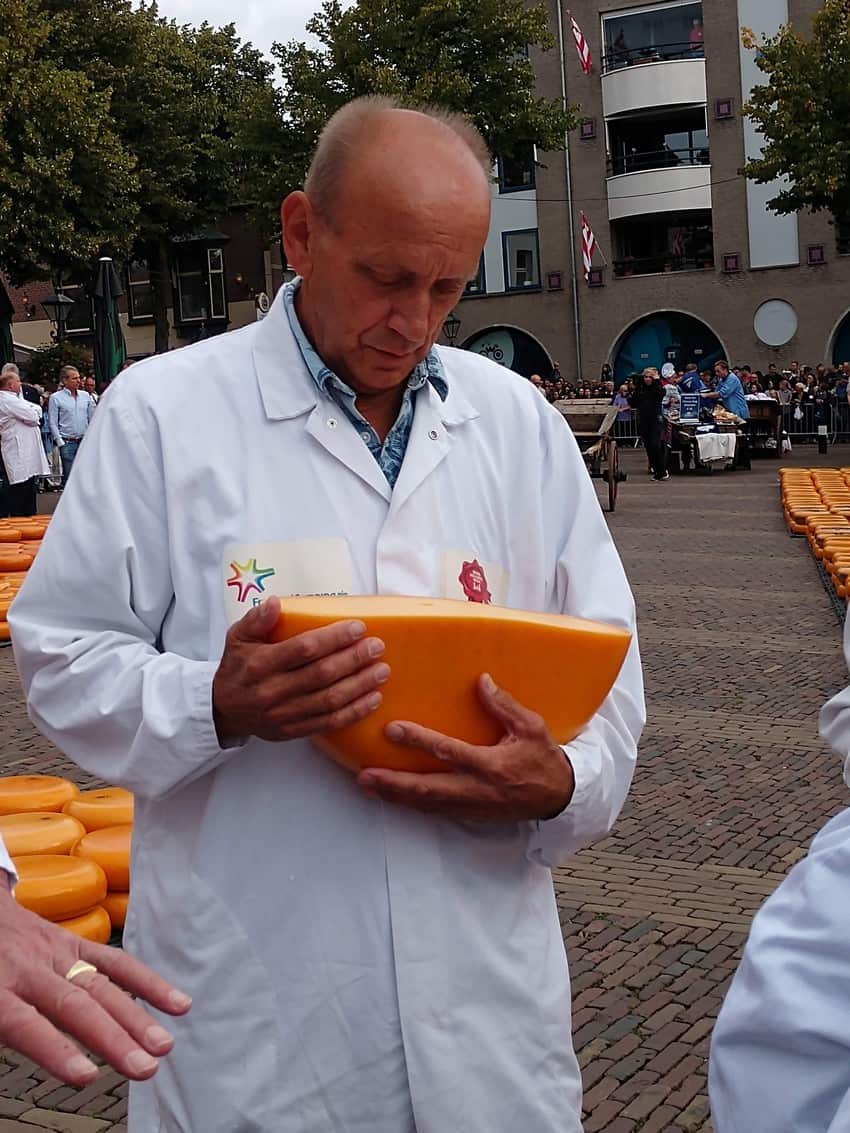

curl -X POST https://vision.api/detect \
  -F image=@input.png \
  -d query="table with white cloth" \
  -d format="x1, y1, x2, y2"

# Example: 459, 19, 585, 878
672, 423, 746, 473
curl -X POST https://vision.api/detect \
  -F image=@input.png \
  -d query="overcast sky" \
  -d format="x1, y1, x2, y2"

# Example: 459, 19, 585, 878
149, 1, 327, 59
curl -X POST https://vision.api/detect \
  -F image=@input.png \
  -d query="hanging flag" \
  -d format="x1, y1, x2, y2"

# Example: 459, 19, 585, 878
580, 212, 597, 278
567, 10, 593, 74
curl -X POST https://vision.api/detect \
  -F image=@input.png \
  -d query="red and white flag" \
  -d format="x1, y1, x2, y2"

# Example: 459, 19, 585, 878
567, 10, 592, 74
580, 212, 597, 278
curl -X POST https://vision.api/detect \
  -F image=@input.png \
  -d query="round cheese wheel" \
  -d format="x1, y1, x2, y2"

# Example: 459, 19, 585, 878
0, 528, 22, 543
102, 891, 129, 929
0, 775, 80, 815
56, 905, 112, 944
15, 529, 43, 542
73, 825, 132, 890
272, 595, 632, 774
63, 787, 134, 831
0, 811, 85, 856
13, 855, 108, 921
0, 622, 9, 642
0, 550, 32, 572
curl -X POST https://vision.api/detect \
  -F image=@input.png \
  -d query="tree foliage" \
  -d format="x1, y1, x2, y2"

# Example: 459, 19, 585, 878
268, 0, 576, 212
742, 0, 850, 226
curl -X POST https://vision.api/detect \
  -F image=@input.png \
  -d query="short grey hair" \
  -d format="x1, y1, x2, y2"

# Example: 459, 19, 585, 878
1, 363, 19, 378
304, 95, 492, 220
59, 365, 80, 383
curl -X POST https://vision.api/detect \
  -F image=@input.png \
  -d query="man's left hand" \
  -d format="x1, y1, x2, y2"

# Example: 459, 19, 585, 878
357, 674, 575, 822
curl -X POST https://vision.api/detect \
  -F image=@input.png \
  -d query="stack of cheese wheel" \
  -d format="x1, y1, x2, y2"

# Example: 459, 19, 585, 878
64, 788, 134, 930
778, 468, 850, 602
0, 514, 50, 640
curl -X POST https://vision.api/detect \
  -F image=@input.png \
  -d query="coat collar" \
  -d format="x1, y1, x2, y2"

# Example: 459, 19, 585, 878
251, 287, 479, 428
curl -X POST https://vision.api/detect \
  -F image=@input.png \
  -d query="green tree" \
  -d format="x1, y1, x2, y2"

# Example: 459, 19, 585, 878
268, 0, 576, 214
742, 0, 850, 228
0, 0, 138, 286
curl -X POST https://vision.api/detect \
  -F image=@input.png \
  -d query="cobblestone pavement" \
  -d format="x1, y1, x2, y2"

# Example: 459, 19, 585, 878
1, 451, 849, 1131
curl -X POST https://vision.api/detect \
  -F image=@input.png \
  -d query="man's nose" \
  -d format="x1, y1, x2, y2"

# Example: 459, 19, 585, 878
387, 291, 430, 345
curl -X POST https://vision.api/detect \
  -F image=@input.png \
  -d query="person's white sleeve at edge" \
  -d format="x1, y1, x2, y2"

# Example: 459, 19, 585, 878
9, 392, 236, 802
709, 806, 850, 1133
0, 834, 15, 886
818, 613, 850, 790
527, 406, 645, 869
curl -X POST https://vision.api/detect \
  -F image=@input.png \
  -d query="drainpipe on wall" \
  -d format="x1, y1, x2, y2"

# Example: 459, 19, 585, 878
555, 1, 583, 382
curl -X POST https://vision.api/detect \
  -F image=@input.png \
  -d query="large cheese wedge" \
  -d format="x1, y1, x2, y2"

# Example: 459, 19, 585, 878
102, 891, 129, 929
0, 811, 85, 856
73, 825, 132, 890
57, 905, 112, 944
271, 595, 632, 774
0, 775, 79, 815
63, 787, 134, 831
13, 855, 108, 921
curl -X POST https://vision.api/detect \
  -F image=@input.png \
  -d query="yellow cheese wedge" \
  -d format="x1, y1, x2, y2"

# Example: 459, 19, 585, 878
63, 787, 134, 832
272, 595, 631, 774
0, 812, 85, 856
102, 891, 129, 929
73, 825, 132, 890
0, 775, 80, 815
56, 905, 112, 944
13, 855, 108, 921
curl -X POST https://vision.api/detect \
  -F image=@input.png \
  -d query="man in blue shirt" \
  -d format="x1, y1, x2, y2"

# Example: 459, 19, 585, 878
48, 367, 95, 487
703, 360, 749, 420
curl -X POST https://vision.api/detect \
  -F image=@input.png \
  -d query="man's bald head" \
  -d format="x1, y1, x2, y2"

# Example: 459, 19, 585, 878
304, 96, 492, 223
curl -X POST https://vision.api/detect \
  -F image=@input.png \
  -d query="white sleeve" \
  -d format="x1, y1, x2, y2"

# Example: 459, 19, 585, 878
709, 807, 850, 1133
3, 398, 41, 425
0, 833, 15, 886
818, 613, 850, 790
9, 391, 237, 801
526, 411, 645, 868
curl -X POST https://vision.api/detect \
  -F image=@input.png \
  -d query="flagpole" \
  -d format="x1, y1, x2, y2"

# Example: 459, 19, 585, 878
556, 3, 583, 382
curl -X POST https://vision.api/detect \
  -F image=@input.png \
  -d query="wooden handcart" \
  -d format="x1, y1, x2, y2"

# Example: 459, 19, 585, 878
553, 399, 621, 512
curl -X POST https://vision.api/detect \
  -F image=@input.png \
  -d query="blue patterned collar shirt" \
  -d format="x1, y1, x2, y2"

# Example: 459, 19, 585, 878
283, 280, 448, 489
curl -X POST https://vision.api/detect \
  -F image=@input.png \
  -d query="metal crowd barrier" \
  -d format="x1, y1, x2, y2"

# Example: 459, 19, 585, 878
591, 404, 850, 445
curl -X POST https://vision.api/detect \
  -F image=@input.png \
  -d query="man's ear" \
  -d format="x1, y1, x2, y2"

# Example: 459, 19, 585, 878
281, 192, 317, 283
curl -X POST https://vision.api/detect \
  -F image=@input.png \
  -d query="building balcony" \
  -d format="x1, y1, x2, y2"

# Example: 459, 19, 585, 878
607, 161, 711, 221
601, 56, 706, 118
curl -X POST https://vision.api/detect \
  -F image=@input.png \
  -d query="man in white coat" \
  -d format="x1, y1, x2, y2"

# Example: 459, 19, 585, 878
0, 365, 49, 516
10, 97, 645, 1132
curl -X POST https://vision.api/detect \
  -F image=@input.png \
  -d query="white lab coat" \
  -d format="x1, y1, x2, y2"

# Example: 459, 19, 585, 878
0, 833, 14, 880
0, 391, 48, 483
709, 805, 850, 1132
818, 614, 850, 790
10, 289, 645, 1133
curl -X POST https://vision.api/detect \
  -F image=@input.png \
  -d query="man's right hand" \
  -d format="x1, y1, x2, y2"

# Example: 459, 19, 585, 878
212, 596, 388, 745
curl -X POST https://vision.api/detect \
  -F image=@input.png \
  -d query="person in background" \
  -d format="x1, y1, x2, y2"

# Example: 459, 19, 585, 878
0, 365, 48, 516
702, 361, 749, 420
678, 361, 701, 397
629, 366, 668, 480
47, 366, 95, 487
84, 376, 99, 406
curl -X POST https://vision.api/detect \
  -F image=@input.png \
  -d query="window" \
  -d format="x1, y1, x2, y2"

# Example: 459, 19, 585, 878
127, 259, 154, 322
502, 229, 541, 291
612, 210, 713, 276
607, 108, 709, 176
62, 284, 93, 335
174, 244, 228, 325
464, 255, 486, 296
497, 146, 536, 193
602, 1, 703, 71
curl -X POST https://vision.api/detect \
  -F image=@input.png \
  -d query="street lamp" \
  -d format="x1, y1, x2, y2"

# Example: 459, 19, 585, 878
443, 310, 461, 346
41, 292, 75, 344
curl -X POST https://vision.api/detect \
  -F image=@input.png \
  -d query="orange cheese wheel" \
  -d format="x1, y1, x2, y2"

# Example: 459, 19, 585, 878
0, 812, 85, 856
0, 775, 80, 815
102, 891, 129, 929
15, 529, 43, 542
73, 825, 132, 890
63, 787, 134, 831
0, 621, 9, 642
0, 550, 31, 572
0, 527, 22, 543
271, 595, 632, 774
56, 905, 112, 944
13, 855, 108, 920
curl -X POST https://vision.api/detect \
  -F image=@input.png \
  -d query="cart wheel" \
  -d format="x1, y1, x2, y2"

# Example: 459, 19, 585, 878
608, 442, 619, 512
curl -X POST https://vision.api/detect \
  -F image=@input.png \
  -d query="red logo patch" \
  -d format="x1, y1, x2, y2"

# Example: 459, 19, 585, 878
458, 559, 492, 604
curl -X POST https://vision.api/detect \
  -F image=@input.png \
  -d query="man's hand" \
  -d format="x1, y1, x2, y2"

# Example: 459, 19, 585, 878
213, 596, 389, 745
357, 674, 575, 822
0, 873, 191, 1085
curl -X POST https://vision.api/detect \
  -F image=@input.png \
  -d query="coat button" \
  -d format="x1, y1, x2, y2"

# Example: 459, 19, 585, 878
327, 418, 338, 429
428, 429, 439, 440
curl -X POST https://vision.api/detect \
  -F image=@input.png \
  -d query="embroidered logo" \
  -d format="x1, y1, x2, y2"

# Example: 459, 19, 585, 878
227, 558, 276, 603
458, 559, 491, 604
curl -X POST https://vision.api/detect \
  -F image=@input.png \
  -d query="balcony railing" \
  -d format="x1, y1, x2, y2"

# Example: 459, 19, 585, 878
607, 145, 710, 177
602, 41, 704, 73
613, 253, 715, 277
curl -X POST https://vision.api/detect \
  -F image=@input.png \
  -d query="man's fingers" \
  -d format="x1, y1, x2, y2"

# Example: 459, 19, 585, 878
382, 721, 488, 772
0, 991, 97, 1086
357, 768, 491, 811
23, 970, 161, 1081
68, 969, 174, 1057
80, 940, 191, 1017
229, 594, 281, 642
269, 662, 389, 729
477, 673, 546, 738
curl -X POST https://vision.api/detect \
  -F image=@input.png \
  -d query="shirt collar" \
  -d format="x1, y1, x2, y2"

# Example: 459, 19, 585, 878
283, 279, 448, 403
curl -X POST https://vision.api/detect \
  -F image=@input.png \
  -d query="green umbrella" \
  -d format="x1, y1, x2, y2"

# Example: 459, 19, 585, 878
0, 282, 14, 366
93, 257, 127, 385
